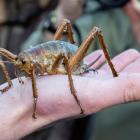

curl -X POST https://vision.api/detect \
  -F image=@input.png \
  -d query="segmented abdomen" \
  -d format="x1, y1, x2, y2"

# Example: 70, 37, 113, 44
25, 40, 78, 58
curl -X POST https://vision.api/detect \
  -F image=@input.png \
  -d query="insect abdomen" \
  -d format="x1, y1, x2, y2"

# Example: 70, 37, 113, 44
26, 40, 78, 57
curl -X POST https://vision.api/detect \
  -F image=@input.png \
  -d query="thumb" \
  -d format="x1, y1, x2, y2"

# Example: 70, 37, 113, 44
84, 73, 140, 114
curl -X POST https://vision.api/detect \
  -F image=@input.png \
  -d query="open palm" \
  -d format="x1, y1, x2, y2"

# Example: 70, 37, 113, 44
0, 49, 140, 139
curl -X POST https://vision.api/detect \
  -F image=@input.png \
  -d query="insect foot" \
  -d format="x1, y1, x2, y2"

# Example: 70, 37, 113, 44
32, 97, 38, 119
0, 83, 13, 93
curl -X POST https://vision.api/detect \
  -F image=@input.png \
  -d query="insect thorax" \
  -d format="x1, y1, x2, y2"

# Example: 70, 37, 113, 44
19, 40, 83, 74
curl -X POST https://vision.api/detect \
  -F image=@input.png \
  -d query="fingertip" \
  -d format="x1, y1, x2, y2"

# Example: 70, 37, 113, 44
101, 49, 140, 72
126, 49, 140, 57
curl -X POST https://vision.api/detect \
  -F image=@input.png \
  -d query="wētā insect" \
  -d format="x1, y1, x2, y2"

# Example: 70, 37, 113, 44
0, 19, 118, 119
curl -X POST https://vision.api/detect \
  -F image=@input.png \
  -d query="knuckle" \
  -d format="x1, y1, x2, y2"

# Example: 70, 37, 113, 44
123, 77, 137, 103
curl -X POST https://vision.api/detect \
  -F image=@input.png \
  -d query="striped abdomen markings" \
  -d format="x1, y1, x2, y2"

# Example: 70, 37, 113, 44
22, 41, 78, 74
26, 40, 78, 58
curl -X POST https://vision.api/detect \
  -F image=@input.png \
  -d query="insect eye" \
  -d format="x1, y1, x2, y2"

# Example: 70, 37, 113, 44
22, 60, 26, 64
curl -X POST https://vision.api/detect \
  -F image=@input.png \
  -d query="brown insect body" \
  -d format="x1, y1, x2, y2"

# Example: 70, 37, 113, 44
0, 19, 118, 118
17, 40, 83, 76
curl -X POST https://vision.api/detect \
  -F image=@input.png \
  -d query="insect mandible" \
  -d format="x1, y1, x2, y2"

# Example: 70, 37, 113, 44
0, 19, 118, 119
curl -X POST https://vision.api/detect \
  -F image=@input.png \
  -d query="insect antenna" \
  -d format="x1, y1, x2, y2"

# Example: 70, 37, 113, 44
0, 60, 14, 64
86, 54, 102, 69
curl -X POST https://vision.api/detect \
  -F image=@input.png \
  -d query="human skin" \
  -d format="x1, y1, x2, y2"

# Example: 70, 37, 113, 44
43, 0, 84, 41
123, 0, 140, 46
56, 0, 84, 21
0, 49, 140, 139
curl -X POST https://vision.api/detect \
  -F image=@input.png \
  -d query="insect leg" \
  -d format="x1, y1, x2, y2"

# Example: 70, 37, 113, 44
15, 68, 24, 84
54, 19, 75, 44
0, 48, 18, 92
63, 56, 84, 114
31, 66, 38, 119
69, 27, 118, 77
51, 54, 64, 74
52, 54, 84, 114
97, 29, 118, 77
0, 58, 12, 93
0, 48, 17, 62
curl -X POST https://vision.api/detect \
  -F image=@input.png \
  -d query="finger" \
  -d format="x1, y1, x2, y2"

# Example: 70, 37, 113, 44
101, 49, 140, 73
84, 50, 105, 69
122, 57, 140, 73
81, 73, 140, 114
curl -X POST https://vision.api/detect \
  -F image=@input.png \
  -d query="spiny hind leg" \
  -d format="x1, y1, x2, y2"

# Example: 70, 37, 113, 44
0, 58, 12, 93
63, 56, 84, 114
96, 27, 118, 77
54, 19, 75, 44
69, 27, 118, 77
53, 54, 84, 114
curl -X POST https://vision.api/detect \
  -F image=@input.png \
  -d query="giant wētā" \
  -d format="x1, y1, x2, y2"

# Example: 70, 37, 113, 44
0, 19, 118, 119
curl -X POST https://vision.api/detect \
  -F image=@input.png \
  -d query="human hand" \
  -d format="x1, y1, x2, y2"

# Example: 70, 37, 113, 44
0, 49, 140, 139
122, 0, 140, 45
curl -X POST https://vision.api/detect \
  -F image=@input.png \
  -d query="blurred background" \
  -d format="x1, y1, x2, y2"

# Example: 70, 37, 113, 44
1, 0, 140, 140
